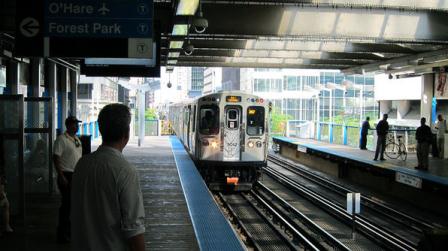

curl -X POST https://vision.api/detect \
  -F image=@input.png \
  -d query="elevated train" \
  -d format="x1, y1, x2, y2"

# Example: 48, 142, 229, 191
169, 91, 270, 191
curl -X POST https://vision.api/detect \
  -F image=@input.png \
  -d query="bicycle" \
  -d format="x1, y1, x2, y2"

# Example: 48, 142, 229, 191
385, 134, 407, 161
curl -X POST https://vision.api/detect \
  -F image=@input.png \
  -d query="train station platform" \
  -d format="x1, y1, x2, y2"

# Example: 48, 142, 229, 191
273, 136, 448, 215
1, 136, 243, 251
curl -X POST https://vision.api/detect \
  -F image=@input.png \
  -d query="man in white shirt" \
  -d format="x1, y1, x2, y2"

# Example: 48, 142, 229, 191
71, 104, 145, 251
435, 114, 447, 159
53, 116, 82, 243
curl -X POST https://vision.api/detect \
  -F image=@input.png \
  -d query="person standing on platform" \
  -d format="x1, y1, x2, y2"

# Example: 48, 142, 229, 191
434, 114, 447, 159
53, 116, 82, 243
359, 117, 371, 150
71, 104, 145, 251
374, 114, 389, 161
416, 117, 433, 170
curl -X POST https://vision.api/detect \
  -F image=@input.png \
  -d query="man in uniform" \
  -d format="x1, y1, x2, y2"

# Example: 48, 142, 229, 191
53, 116, 82, 243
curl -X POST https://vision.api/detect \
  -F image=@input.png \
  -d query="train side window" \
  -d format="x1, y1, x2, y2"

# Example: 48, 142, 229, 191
247, 106, 265, 136
200, 105, 219, 135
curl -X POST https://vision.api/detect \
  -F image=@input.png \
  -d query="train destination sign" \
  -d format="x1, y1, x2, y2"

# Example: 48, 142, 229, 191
44, 0, 153, 38
15, 0, 154, 59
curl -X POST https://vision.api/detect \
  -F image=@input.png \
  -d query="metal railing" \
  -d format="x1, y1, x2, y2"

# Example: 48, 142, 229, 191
284, 120, 417, 153
77, 121, 100, 139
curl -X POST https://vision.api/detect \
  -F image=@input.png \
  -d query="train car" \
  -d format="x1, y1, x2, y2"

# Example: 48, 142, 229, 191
169, 91, 270, 191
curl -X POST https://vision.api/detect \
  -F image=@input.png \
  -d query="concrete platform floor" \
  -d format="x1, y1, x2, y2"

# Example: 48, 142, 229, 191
287, 137, 448, 178
1, 136, 198, 251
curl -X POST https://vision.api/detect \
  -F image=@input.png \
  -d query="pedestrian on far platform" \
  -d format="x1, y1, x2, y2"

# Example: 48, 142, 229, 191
416, 117, 433, 171
434, 114, 447, 159
374, 114, 389, 161
359, 116, 371, 150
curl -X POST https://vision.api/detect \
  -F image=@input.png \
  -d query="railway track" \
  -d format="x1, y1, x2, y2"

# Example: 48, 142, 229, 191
265, 154, 437, 250
218, 191, 327, 251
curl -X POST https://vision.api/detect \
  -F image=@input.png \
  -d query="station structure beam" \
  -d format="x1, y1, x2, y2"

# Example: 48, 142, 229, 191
157, 2, 448, 71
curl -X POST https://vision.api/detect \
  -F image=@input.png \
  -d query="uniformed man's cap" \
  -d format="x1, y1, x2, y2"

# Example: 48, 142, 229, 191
65, 116, 82, 124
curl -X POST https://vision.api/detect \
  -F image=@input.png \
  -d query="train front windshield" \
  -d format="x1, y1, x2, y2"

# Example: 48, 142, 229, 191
247, 106, 265, 135
200, 105, 219, 135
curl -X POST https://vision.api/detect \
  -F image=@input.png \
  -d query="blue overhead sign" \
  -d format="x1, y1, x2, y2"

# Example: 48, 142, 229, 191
44, 0, 153, 38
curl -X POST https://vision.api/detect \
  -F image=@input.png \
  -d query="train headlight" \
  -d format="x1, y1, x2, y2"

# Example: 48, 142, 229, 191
256, 141, 262, 148
202, 140, 209, 146
211, 141, 218, 148
248, 141, 255, 148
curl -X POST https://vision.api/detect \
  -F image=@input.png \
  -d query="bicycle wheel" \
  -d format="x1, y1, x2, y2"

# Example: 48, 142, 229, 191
385, 143, 400, 159
399, 143, 407, 161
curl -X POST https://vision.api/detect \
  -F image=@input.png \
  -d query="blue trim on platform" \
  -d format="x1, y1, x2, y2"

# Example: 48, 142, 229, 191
169, 136, 245, 251
273, 136, 448, 186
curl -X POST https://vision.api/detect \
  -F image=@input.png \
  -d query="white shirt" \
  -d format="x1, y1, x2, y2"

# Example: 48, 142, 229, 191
53, 133, 83, 172
435, 120, 447, 139
71, 146, 145, 251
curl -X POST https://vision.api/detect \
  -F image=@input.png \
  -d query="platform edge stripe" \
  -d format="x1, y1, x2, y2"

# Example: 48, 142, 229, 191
169, 136, 246, 251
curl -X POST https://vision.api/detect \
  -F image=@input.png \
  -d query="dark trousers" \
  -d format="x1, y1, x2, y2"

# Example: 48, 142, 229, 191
374, 135, 386, 160
417, 142, 430, 169
57, 171, 73, 239
359, 133, 368, 149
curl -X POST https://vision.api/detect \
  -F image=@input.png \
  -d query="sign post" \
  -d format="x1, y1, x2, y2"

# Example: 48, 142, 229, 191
347, 192, 361, 239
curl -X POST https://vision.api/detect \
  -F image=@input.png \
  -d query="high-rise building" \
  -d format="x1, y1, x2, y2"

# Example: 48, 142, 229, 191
245, 68, 377, 125
189, 67, 204, 97
203, 67, 222, 94
222, 68, 240, 91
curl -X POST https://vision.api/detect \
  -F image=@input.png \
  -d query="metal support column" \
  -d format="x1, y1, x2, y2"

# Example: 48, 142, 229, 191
6, 60, 19, 94
29, 58, 41, 97
46, 61, 57, 139
69, 69, 78, 116
59, 66, 68, 131
138, 90, 145, 146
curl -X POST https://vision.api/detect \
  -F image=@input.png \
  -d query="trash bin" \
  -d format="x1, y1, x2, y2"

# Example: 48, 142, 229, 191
79, 135, 92, 155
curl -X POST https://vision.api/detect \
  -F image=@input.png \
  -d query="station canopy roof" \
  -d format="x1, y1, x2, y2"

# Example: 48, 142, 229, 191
158, 0, 448, 75
2, 0, 448, 75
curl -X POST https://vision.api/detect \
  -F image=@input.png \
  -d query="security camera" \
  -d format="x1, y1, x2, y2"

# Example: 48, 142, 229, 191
183, 43, 194, 56
167, 82, 172, 88
193, 17, 208, 33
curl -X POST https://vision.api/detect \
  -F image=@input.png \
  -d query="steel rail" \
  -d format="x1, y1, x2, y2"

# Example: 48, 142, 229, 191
265, 166, 417, 251
217, 192, 263, 251
254, 182, 351, 251
243, 191, 320, 251
268, 154, 435, 232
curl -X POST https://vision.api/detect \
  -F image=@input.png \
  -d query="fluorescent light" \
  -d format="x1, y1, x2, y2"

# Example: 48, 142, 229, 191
169, 41, 184, 49
168, 52, 180, 58
167, 60, 178, 65
176, 0, 199, 15
172, 24, 189, 36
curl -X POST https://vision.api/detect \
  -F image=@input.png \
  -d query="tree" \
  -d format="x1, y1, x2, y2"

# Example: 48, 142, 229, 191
145, 108, 158, 120
270, 108, 293, 135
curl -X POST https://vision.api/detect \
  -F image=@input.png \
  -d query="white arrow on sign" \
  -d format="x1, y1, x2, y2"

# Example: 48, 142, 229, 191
20, 17, 40, 37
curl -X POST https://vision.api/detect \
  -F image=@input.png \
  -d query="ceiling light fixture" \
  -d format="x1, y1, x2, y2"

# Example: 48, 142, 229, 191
193, 0, 208, 33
